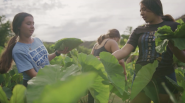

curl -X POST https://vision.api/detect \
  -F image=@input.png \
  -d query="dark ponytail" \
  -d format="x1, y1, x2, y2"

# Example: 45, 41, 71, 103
97, 29, 121, 45
141, 0, 175, 22
162, 14, 175, 22
0, 12, 32, 74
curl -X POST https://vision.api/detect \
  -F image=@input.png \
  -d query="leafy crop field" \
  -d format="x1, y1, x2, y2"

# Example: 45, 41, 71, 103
0, 20, 185, 103
0, 48, 185, 103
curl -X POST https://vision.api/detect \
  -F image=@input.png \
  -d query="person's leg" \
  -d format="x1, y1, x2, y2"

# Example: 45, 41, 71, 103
157, 72, 180, 103
23, 79, 28, 87
130, 92, 151, 103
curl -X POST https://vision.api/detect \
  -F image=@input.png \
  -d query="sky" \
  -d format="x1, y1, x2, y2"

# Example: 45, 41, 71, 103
0, 0, 185, 42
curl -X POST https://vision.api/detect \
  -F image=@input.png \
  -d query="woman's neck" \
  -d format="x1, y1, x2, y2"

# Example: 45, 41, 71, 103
148, 16, 163, 25
18, 36, 33, 44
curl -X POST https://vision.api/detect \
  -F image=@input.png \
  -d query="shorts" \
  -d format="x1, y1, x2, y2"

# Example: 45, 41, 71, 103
132, 72, 179, 94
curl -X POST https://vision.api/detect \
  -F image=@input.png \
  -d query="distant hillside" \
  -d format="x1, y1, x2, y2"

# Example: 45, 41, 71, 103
176, 14, 185, 22
43, 41, 96, 49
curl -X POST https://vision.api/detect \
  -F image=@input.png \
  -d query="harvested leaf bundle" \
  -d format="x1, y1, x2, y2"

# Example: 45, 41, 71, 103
155, 22, 185, 53
52, 38, 83, 51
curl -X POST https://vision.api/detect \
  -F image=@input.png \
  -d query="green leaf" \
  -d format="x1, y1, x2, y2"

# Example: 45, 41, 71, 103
143, 80, 159, 103
54, 38, 83, 51
130, 60, 158, 100
3, 87, 12, 99
27, 64, 80, 103
10, 84, 26, 103
0, 74, 4, 84
0, 86, 9, 103
161, 82, 178, 103
9, 69, 15, 76
174, 23, 185, 38
155, 39, 169, 53
34, 72, 96, 103
165, 76, 184, 92
100, 52, 125, 95
176, 19, 184, 24
171, 38, 185, 50
78, 53, 109, 103
109, 84, 130, 101
182, 91, 185, 103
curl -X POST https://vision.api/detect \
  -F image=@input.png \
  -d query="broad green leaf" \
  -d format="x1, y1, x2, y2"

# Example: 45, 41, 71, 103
131, 60, 158, 100
171, 38, 185, 50
165, 76, 184, 92
174, 23, 185, 38
176, 19, 184, 24
34, 72, 96, 103
100, 52, 125, 95
143, 80, 159, 103
182, 91, 185, 103
78, 53, 109, 103
27, 64, 80, 103
109, 84, 130, 101
10, 84, 26, 103
0, 86, 9, 103
3, 87, 12, 99
53, 38, 83, 51
0, 74, 4, 84
161, 82, 178, 103
9, 69, 15, 76
155, 38, 169, 53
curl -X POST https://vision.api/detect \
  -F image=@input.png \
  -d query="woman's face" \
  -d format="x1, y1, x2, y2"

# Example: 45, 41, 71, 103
140, 3, 157, 23
19, 16, 34, 37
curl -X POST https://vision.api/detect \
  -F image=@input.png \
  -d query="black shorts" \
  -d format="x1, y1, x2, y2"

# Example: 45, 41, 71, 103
132, 72, 178, 94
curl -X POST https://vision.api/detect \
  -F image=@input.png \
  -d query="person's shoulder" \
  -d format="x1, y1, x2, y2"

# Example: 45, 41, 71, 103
33, 37, 42, 43
12, 43, 25, 54
163, 21, 180, 26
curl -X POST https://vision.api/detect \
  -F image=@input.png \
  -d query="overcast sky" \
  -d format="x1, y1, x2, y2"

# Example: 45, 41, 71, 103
0, 0, 185, 42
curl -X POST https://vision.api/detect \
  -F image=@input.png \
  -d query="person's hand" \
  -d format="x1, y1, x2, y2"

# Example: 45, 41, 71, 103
57, 47, 71, 54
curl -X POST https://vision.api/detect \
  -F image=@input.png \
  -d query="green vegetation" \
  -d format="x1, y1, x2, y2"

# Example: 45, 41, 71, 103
52, 38, 83, 51
155, 20, 185, 53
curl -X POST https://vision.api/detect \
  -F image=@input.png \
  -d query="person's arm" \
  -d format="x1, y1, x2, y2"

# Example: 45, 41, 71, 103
25, 68, 37, 78
112, 44, 135, 60
168, 41, 185, 63
48, 47, 70, 61
108, 40, 128, 80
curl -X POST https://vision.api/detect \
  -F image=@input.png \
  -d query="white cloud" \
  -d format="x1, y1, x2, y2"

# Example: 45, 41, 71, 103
0, 0, 184, 42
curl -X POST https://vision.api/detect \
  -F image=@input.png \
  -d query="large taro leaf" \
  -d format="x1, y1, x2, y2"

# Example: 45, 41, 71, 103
176, 19, 184, 24
78, 53, 109, 103
34, 72, 96, 103
27, 64, 80, 103
0, 86, 9, 103
131, 60, 158, 100
182, 91, 185, 103
174, 23, 185, 38
53, 38, 83, 51
99, 52, 125, 95
3, 87, 12, 99
171, 38, 185, 50
143, 79, 159, 103
109, 84, 130, 101
10, 84, 26, 103
165, 76, 184, 92
155, 38, 169, 53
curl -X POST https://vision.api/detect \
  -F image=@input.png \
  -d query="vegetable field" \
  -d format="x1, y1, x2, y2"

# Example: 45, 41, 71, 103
0, 48, 185, 103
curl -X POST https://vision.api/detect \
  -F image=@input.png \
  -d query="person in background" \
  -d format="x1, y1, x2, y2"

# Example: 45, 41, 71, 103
112, 0, 185, 103
0, 12, 70, 87
88, 29, 127, 103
